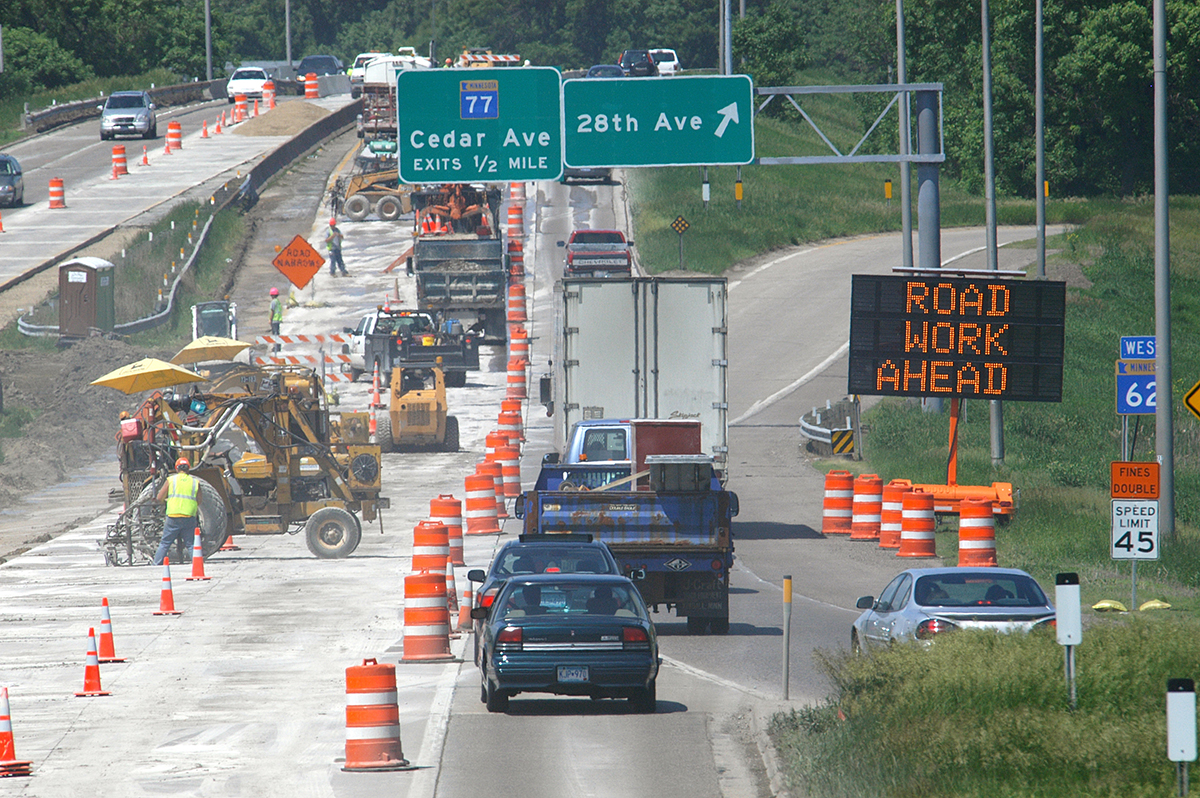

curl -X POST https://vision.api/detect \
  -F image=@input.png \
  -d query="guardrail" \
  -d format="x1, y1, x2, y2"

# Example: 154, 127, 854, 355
799, 397, 861, 459
22, 80, 227, 133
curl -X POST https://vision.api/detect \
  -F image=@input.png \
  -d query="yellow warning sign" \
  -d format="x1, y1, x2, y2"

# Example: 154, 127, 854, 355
1185, 378, 1200, 422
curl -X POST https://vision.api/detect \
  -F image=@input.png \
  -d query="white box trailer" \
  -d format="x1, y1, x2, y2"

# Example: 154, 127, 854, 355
552, 276, 729, 473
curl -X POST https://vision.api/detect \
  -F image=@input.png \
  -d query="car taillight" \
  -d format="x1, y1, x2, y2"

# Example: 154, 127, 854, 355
622, 627, 650, 650
915, 618, 958, 639
1036, 618, 1057, 630
481, 589, 498, 608
496, 626, 522, 651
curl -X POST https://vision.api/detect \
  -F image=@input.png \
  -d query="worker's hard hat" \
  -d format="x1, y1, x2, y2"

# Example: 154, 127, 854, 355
270, 287, 279, 296
330, 218, 337, 226
175, 457, 190, 471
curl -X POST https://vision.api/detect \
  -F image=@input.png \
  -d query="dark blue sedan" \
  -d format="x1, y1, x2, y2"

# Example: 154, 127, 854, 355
473, 573, 660, 713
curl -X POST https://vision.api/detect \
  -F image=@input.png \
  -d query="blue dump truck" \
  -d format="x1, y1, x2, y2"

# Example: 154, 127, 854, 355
515, 457, 738, 634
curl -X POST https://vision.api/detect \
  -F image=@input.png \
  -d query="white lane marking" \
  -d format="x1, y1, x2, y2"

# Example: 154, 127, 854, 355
727, 247, 818, 293
408, 651, 465, 798
734, 560, 859, 615
730, 341, 849, 426
660, 654, 777, 702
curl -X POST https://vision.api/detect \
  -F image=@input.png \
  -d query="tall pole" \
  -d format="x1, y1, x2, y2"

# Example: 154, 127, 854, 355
1153, 0, 1175, 541
724, 0, 733, 76
1035, 0, 1045, 279
896, 0, 913, 269
430, 0, 436, 64
917, 90, 942, 413
982, 0, 1004, 465
204, 0, 212, 81
285, 0, 292, 66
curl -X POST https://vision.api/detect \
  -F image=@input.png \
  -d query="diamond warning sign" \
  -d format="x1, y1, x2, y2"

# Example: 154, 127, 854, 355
272, 235, 325, 290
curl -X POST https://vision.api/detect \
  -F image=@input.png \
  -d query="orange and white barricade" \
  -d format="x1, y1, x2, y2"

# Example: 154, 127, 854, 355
342, 658, 413, 771
897, 490, 937, 558
957, 497, 998, 566
849, 474, 883, 541
401, 573, 452, 661
820, 470, 854, 535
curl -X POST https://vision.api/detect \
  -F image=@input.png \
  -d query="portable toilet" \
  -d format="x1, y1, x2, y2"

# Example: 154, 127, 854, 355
59, 257, 115, 337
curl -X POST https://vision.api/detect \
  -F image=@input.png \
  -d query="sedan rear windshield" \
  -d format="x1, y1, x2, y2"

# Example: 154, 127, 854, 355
494, 547, 615, 577
573, 232, 625, 244
231, 70, 266, 80
915, 574, 1048, 607
500, 581, 643, 618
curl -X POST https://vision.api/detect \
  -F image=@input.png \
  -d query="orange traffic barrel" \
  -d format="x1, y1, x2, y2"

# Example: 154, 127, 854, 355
897, 490, 938, 558
401, 573, 453, 661
878, 479, 912, 549
508, 239, 525, 276
509, 325, 530, 361
505, 358, 528, 399
820, 470, 853, 535
166, 120, 183, 151
305, 72, 319, 99
510, 182, 526, 201
850, 474, 883, 540
506, 203, 524, 238
343, 658, 413, 771
430, 494, 464, 566
264, 80, 276, 109
507, 283, 527, 324
463, 472, 500, 535
501, 398, 524, 416
411, 520, 448, 574
498, 408, 524, 442
111, 145, 128, 176
234, 94, 247, 122
485, 431, 510, 459
48, 178, 66, 209
957, 497, 997, 566
476, 461, 507, 519
495, 445, 522, 498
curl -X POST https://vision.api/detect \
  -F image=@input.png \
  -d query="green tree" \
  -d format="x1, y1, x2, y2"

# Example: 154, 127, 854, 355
732, 1, 805, 91
0, 26, 93, 97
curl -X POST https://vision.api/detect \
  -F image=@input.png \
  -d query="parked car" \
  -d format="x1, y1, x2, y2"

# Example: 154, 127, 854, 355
473, 573, 660, 712
290, 54, 344, 95
98, 91, 157, 140
618, 49, 658, 77
225, 67, 272, 103
851, 566, 1056, 652
349, 52, 392, 97
0, 154, 23, 207
586, 64, 625, 78
649, 49, 680, 75
467, 534, 621, 664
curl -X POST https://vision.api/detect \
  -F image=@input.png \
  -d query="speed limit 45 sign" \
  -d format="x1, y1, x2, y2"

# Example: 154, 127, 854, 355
1111, 499, 1159, 560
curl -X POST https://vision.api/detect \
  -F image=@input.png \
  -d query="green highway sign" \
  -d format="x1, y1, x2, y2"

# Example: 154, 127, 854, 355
397, 67, 563, 183
562, 75, 755, 168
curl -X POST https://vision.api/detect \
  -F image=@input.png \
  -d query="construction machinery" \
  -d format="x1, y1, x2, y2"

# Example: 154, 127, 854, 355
377, 364, 460, 453
339, 167, 413, 222
103, 365, 387, 565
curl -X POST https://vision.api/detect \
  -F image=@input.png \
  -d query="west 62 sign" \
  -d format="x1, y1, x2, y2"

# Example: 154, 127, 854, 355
848, 275, 1066, 402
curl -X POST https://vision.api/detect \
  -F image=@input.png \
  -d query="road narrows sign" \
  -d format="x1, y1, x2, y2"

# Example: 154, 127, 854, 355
273, 235, 324, 290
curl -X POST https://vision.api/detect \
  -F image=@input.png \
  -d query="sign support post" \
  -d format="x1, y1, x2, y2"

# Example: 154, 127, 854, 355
782, 575, 792, 700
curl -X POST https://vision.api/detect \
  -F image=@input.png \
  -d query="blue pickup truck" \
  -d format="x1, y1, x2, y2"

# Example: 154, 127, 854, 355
515, 458, 738, 634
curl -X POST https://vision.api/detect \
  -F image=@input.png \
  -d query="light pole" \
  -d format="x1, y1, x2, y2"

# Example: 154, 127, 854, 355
204, 0, 212, 81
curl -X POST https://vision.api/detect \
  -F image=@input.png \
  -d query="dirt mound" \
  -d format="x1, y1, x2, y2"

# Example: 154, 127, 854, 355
233, 100, 331, 137
0, 337, 165, 509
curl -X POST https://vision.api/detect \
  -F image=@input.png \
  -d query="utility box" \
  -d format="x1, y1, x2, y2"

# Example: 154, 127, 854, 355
59, 257, 115, 337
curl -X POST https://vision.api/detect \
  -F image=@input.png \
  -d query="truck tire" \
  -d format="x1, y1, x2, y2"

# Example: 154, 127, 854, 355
709, 615, 730, 635
630, 678, 657, 713
686, 616, 708, 635
376, 195, 403, 221
483, 667, 509, 712
344, 194, 370, 221
304, 507, 361, 558
196, 478, 231, 558
445, 370, 467, 388
442, 416, 459, 452
376, 414, 394, 453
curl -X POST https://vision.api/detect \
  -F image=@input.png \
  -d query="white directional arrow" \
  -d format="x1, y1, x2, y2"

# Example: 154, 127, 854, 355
714, 102, 740, 138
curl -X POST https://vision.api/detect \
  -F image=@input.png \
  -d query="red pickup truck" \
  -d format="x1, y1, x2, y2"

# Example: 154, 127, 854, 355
557, 229, 634, 277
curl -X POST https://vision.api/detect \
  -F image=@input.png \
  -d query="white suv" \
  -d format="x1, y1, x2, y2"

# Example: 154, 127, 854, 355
650, 49, 680, 76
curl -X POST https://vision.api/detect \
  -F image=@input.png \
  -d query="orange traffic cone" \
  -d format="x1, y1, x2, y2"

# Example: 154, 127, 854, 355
457, 583, 474, 631
163, 138, 171, 155
201, 120, 209, 138
110, 162, 120, 180
219, 531, 240, 552
153, 558, 182, 616
446, 560, 459, 615
187, 527, 210, 581
0, 211, 4, 234
75, 628, 111, 697
141, 145, 150, 166
253, 99, 259, 117
0, 687, 33, 776
215, 116, 222, 135
97, 597, 125, 663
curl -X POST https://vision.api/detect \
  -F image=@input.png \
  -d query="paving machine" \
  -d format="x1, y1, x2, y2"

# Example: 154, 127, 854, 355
103, 365, 387, 565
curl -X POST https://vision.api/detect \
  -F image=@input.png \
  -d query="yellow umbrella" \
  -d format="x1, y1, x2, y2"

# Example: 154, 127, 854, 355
90, 358, 206, 395
171, 336, 252, 366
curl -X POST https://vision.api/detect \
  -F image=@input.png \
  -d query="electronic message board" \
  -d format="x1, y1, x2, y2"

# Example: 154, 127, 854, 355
848, 275, 1066, 402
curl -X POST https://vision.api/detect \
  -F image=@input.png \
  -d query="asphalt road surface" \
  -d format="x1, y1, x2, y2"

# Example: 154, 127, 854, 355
0, 107, 1062, 796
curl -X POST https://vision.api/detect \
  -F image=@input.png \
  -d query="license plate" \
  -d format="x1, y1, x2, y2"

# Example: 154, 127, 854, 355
557, 666, 589, 683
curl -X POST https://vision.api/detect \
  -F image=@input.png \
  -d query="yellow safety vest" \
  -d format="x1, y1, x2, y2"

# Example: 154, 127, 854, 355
166, 473, 199, 518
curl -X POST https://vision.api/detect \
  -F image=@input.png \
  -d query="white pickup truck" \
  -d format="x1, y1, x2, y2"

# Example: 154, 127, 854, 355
341, 307, 479, 385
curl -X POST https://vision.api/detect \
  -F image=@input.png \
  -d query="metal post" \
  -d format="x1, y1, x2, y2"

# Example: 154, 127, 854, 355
896, 0, 913, 269
915, 89, 942, 413
204, 0, 212, 82
285, 0, 292, 66
1153, 0, 1175, 542
723, 0, 734, 76
1132, 560, 1138, 610
430, 0, 437, 65
782, 575, 792, 700
1065, 645, 1076, 711
1035, 0, 1045, 279
981, 0, 1004, 465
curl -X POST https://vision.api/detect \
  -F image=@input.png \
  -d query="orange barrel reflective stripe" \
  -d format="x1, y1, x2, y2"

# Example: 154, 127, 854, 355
820, 470, 853, 535
878, 479, 912, 549
401, 573, 452, 661
897, 490, 937, 558
850, 474, 883, 540
411, 520, 448, 574
463, 473, 500, 535
343, 658, 413, 771
957, 497, 997, 567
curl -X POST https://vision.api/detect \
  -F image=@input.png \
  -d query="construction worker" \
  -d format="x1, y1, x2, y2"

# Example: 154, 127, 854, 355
269, 287, 283, 353
154, 457, 200, 566
326, 218, 348, 276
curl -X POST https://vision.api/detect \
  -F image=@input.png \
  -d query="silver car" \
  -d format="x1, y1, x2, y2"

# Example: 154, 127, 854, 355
99, 90, 157, 140
0, 154, 23, 207
851, 566, 1055, 651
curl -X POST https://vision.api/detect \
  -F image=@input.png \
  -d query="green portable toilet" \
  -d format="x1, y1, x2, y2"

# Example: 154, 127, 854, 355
59, 257, 116, 337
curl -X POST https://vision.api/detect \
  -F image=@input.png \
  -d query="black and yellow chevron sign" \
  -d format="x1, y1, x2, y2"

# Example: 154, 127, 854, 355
831, 429, 855, 454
